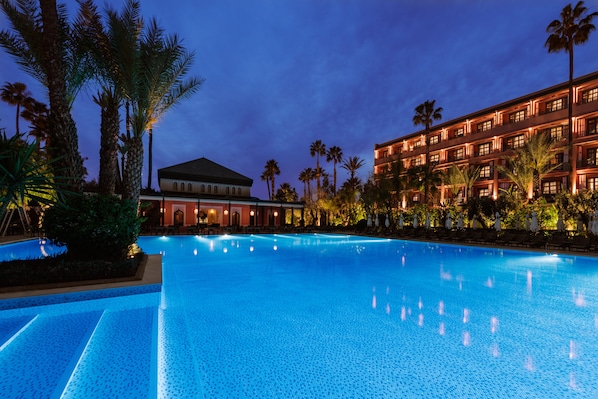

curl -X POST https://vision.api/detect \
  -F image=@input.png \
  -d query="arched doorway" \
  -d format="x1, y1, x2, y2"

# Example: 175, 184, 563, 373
232, 211, 240, 227
174, 209, 184, 226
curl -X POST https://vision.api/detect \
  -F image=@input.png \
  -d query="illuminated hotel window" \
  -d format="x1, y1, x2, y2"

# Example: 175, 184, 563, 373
506, 134, 525, 149
587, 118, 598, 135
542, 181, 559, 194
552, 152, 563, 167
480, 165, 491, 178
582, 87, 598, 103
589, 177, 598, 191
543, 125, 565, 140
430, 154, 440, 164
477, 120, 492, 132
546, 98, 565, 113
478, 143, 490, 156
410, 158, 422, 166
449, 148, 464, 161
382, 149, 388, 158
414, 140, 422, 148
429, 135, 440, 145
453, 128, 464, 138
587, 148, 597, 166
478, 188, 489, 197
508, 110, 526, 123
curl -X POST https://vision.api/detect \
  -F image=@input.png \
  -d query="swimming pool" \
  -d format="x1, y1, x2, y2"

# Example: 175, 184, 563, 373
0, 234, 597, 398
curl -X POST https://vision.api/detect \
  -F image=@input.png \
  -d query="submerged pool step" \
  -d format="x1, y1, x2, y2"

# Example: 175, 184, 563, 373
0, 314, 38, 351
60, 306, 158, 399
0, 310, 104, 399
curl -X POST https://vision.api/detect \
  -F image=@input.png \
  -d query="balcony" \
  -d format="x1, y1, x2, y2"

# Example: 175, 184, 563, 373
576, 159, 598, 169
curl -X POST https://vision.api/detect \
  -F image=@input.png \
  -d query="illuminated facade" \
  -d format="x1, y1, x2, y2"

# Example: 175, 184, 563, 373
140, 157, 303, 229
374, 71, 598, 204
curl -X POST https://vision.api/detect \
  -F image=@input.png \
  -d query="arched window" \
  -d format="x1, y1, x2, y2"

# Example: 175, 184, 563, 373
208, 185, 212, 194
226, 187, 230, 195
232, 187, 236, 195
173, 182, 178, 191
238, 187, 242, 195
201, 184, 205, 193
188, 183, 192, 192
180, 181, 185, 192
214, 186, 218, 194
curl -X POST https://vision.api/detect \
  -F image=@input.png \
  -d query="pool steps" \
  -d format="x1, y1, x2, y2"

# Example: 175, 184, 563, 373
0, 307, 158, 398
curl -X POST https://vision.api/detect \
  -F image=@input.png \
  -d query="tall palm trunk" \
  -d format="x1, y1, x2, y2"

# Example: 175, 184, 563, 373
123, 135, 143, 205
40, 0, 84, 193
567, 45, 574, 189
147, 126, 153, 189
98, 92, 120, 195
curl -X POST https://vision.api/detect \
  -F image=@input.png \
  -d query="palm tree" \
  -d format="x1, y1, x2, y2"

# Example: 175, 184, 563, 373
20, 96, 49, 146
274, 182, 298, 202
413, 100, 443, 203
0, 133, 67, 234
446, 164, 481, 203
0, 82, 31, 135
326, 145, 343, 195
407, 164, 443, 206
76, 0, 143, 196
498, 133, 563, 201
310, 140, 326, 199
298, 167, 312, 201
0, 0, 90, 192
123, 17, 203, 204
260, 171, 270, 199
341, 156, 365, 181
546, 1, 598, 190
262, 159, 280, 200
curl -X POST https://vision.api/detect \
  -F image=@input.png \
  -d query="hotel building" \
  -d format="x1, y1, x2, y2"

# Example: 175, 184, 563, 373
139, 157, 304, 230
374, 71, 598, 204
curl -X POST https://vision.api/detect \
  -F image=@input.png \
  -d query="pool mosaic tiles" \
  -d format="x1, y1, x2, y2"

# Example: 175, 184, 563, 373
0, 234, 597, 398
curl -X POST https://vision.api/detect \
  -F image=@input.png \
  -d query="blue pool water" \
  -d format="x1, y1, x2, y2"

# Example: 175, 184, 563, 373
0, 234, 597, 398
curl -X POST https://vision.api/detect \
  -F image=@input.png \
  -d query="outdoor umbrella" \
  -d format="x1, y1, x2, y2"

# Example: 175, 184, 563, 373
399, 213, 404, 229
445, 214, 452, 229
425, 212, 431, 229
375, 214, 380, 227
385, 214, 390, 228
556, 213, 565, 232
530, 212, 539, 233
494, 212, 501, 231
457, 213, 464, 230
413, 214, 418, 229
367, 214, 372, 227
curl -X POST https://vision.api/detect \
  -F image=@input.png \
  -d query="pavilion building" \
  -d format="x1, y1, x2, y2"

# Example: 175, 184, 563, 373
140, 157, 304, 230
374, 70, 598, 204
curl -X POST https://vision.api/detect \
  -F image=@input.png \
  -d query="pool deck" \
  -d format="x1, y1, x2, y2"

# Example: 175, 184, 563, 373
0, 235, 162, 301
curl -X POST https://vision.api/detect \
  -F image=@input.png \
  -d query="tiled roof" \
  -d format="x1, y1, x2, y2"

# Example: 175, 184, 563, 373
158, 157, 253, 186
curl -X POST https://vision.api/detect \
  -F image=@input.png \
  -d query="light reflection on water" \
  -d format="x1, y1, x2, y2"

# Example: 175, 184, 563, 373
141, 234, 598, 398
1, 234, 596, 398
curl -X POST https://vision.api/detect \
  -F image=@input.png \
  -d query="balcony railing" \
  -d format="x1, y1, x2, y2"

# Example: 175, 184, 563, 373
577, 159, 598, 168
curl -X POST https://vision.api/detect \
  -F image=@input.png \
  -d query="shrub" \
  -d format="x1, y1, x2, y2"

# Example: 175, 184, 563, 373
43, 195, 141, 261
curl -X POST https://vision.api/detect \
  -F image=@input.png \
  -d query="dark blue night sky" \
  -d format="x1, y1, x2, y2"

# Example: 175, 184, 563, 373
1, 0, 597, 199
